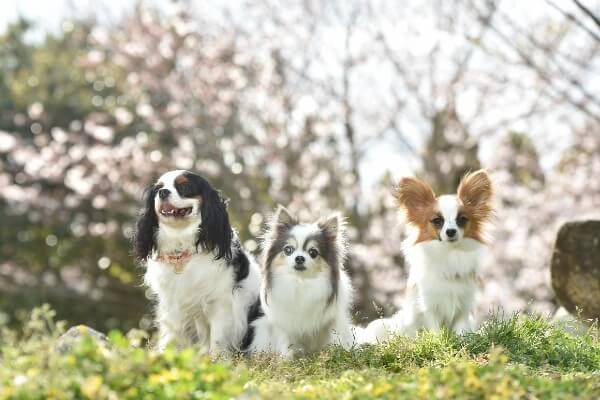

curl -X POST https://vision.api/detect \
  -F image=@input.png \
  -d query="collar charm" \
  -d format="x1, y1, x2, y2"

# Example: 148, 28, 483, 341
155, 250, 193, 274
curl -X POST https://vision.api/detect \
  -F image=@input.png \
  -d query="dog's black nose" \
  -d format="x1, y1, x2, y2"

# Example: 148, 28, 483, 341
158, 188, 170, 200
295, 255, 305, 265
446, 228, 457, 238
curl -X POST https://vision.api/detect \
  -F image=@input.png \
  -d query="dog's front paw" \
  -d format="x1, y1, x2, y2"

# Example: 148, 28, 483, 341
453, 314, 475, 335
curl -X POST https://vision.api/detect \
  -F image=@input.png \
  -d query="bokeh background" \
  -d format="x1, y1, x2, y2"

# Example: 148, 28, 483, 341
1, 0, 599, 332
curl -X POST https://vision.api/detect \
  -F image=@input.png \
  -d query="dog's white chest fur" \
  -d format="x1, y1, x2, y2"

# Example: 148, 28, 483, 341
401, 239, 483, 335
357, 238, 484, 343
268, 273, 335, 337
144, 224, 259, 353
250, 271, 354, 357
145, 252, 233, 325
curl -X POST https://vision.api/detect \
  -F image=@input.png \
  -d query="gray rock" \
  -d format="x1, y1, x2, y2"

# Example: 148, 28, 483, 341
55, 325, 109, 354
551, 220, 600, 321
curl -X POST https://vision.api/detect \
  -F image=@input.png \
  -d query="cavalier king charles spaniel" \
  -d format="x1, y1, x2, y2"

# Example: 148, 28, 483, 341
134, 170, 260, 354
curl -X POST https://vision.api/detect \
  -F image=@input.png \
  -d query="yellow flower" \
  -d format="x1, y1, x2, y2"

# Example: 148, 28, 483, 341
417, 368, 431, 398
46, 387, 65, 400
464, 364, 482, 391
372, 381, 392, 397
148, 368, 184, 385
0, 386, 14, 398
81, 375, 103, 399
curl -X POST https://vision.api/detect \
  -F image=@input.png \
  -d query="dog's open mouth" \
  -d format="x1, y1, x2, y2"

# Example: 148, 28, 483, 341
159, 203, 193, 218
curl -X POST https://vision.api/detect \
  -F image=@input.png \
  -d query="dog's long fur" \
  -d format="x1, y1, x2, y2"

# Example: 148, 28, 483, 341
134, 170, 260, 353
358, 170, 494, 342
245, 206, 354, 358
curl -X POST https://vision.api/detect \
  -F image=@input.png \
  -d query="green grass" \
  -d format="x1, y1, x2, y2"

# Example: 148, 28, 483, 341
1, 306, 599, 399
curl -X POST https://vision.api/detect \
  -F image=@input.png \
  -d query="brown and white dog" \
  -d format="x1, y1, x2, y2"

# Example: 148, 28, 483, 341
359, 170, 494, 342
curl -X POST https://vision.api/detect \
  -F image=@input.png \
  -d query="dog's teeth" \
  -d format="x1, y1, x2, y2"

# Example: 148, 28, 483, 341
160, 206, 192, 217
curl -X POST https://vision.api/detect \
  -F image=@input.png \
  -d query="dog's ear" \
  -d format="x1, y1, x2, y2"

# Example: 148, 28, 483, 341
318, 213, 342, 240
457, 169, 493, 207
318, 212, 347, 263
133, 184, 159, 261
393, 177, 436, 210
393, 177, 437, 225
273, 205, 296, 227
197, 186, 233, 261
262, 205, 295, 270
318, 212, 347, 302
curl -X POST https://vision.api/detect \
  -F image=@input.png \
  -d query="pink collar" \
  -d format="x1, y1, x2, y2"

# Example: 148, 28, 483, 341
154, 250, 194, 274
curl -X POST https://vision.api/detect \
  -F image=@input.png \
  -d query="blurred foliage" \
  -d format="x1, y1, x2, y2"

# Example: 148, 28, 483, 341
0, 306, 245, 399
1, 306, 598, 399
0, 18, 145, 331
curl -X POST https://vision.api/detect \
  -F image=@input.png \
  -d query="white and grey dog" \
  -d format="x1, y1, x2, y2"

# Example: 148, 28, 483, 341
134, 170, 260, 354
244, 206, 355, 357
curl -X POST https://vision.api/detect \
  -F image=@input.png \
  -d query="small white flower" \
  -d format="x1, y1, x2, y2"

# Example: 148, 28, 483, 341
13, 375, 27, 386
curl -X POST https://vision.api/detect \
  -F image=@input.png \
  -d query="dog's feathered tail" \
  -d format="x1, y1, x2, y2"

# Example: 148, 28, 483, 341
353, 310, 405, 344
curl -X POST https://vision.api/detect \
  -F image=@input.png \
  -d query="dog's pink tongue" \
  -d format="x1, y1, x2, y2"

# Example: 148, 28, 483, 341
162, 203, 176, 212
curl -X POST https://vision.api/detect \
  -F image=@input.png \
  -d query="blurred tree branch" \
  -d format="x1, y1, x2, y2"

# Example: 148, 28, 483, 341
545, 0, 600, 41
572, 0, 600, 30
469, 0, 600, 123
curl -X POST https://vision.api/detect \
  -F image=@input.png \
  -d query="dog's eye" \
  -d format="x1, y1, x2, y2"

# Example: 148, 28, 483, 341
308, 248, 319, 259
283, 245, 294, 256
456, 215, 469, 227
431, 216, 444, 227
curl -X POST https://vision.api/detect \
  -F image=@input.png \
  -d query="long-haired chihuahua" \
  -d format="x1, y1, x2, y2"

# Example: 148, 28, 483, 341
244, 206, 354, 357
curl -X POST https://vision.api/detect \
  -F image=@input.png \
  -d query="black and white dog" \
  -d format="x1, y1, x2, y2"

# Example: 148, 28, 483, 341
244, 206, 355, 358
134, 170, 260, 354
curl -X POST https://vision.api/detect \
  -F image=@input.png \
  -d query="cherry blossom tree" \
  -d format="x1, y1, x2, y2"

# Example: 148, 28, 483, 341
1, 0, 598, 329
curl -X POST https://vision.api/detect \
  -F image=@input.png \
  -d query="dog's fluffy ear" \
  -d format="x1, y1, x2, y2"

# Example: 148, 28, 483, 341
261, 205, 298, 291
457, 169, 493, 208
262, 205, 296, 250
196, 186, 233, 261
457, 170, 495, 243
318, 212, 347, 262
318, 213, 342, 239
274, 205, 295, 227
393, 177, 436, 210
393, 177, 437, 225
317, 212, 347, 303
133, 184, 159, 261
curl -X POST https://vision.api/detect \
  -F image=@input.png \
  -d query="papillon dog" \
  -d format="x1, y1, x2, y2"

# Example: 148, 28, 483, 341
244, 206, 354, 357
134, 170, 260, 354
359, 170, 494, 342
